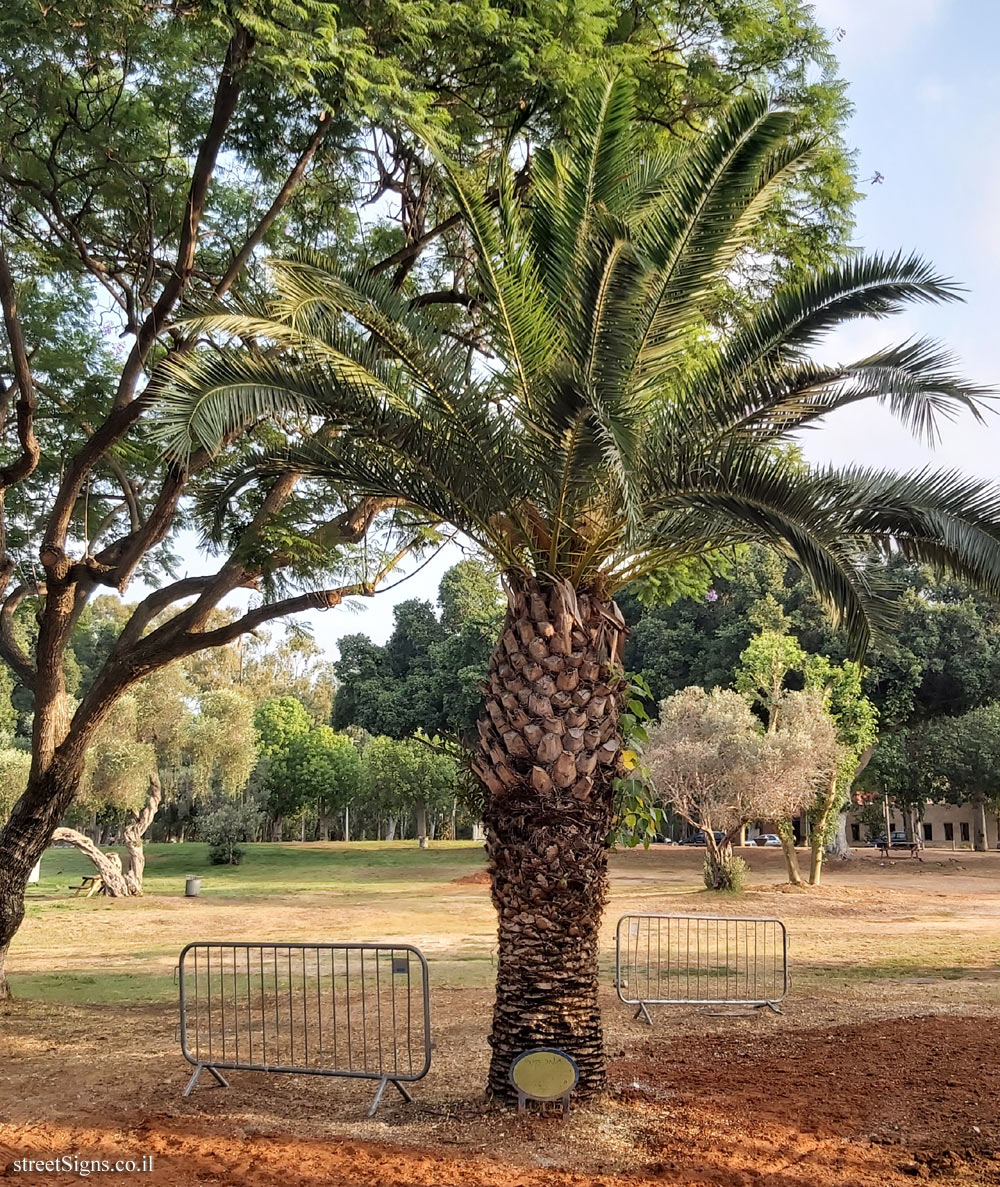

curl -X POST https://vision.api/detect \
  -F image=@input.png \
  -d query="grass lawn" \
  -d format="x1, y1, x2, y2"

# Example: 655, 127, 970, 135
31, 838, 487, 897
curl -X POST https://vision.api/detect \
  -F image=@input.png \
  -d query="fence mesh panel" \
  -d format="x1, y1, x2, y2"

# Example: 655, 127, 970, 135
178, 941, 430, 1112
615, 915, 788, 1020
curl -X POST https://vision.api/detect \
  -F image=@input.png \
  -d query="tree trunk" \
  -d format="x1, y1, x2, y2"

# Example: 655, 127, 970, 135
0, 752, 91, 998
776, 817, 803, 886
343, 803, 350, 842
703, 836, 738, 890
830, 811, 853, 860
974, 795, 988, 852
122, 772, 162, 894
809, 771, 841, 887
385, 815, 397, 841
473, 576, 625, 1102
414, 799, 428, 841
51, 828, 131, 896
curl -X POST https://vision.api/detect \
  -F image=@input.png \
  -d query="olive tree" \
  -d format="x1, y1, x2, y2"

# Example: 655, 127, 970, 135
646, 686, 843, 889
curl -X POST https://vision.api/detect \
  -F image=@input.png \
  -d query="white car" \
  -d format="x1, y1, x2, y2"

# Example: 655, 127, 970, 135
756, 833, 782, 847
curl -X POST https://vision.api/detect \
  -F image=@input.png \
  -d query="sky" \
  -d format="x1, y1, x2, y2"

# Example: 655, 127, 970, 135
292, 0, 1000, 655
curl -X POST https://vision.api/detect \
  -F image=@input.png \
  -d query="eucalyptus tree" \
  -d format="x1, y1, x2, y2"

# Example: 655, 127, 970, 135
140, 76, 1000, 1097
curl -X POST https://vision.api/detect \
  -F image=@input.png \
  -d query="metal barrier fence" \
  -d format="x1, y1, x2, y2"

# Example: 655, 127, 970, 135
178, 941, 431, 1115
615, 914, 788, 1023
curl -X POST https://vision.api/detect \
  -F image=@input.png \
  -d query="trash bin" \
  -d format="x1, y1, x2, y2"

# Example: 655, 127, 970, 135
185, 876, 202, 897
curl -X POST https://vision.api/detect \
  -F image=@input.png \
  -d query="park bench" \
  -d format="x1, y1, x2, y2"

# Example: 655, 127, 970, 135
69, 875, 105, 897
877, 840, 922, 860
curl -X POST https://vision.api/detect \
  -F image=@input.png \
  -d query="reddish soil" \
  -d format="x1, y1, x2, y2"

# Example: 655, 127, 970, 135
3, 1012, 999, 1186
452, 870, 491, 886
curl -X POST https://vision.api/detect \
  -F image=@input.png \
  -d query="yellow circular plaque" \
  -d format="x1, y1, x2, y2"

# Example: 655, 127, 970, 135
509, 1048, 579, 1100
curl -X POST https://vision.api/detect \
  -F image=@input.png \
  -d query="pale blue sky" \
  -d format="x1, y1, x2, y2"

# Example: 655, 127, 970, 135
292, 0, 1000, 653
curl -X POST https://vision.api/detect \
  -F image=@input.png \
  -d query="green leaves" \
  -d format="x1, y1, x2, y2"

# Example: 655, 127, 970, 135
157, 71, 1000, 661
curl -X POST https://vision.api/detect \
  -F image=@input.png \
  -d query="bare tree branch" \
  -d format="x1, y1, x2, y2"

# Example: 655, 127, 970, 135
0, 242, 40, 490
43, 24, 256, 557
0, 582, 40, 686
215, 110, 334, 298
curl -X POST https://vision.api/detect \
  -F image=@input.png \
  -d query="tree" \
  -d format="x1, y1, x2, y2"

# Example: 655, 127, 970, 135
267, 725, 362, 839
0, 748, 30, 822
360, 735, 459, 841
0, 0, 868, 999
646, 685, 841, 888
201, 800, 263, 866
159, 77, 1000, 1100
735, 629, 878, 885
865, 704, 1000, 852
333, 561, 502, 742
801, 656, 878, 882
48, 662, 192, 894
0, 0, 448, 998
255, 696, 313, 758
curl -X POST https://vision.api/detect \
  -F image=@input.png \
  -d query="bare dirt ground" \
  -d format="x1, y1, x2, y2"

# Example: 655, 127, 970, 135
3, 844, 1000, 1185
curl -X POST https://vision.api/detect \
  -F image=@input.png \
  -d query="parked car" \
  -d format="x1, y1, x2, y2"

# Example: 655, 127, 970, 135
651, 834, 674, 844
867, 831, 909, 848
683, 830, 725, 846
755, 833, 782, 847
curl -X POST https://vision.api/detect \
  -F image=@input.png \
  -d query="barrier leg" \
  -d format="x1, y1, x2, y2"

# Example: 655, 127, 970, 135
369, 1076, 415, 1116
368, 1077, 390, 1117
183, 1064, 229, 1097
182, 1065, 203, 1097
633, 1002, 654, 1026
758, 1001, 783, 1015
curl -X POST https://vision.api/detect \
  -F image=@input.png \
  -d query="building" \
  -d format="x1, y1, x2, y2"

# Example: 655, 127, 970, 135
845, 801, 1000, 849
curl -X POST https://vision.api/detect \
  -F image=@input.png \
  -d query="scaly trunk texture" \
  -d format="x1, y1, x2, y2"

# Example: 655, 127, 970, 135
474, 577, 625, 1102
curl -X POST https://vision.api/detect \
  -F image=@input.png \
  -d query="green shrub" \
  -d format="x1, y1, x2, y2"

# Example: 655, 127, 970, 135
200, 801, 262, 866
703, 853, 749, 892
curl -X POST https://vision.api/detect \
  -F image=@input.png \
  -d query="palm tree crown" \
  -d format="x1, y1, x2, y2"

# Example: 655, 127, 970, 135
160, 74, 1000, 654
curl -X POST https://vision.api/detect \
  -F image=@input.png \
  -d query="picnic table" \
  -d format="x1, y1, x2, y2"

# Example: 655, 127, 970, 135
877, 839, 922, 860
70, 875, 106, 897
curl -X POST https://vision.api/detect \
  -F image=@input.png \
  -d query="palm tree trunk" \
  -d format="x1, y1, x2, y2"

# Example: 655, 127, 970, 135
474, 576, 625, 1102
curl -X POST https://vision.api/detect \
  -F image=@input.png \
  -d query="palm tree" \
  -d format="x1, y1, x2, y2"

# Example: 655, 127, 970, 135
160, 76, 1000, 1099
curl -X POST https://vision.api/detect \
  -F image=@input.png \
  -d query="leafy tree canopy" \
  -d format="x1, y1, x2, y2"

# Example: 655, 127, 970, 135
333, 561, 500, 739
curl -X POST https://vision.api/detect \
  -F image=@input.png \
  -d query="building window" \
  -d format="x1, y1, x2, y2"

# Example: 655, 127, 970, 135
944, 822, 954, 842
851, 823, 860, 842
923, 823, 933, 841
961, 822, 970, 843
